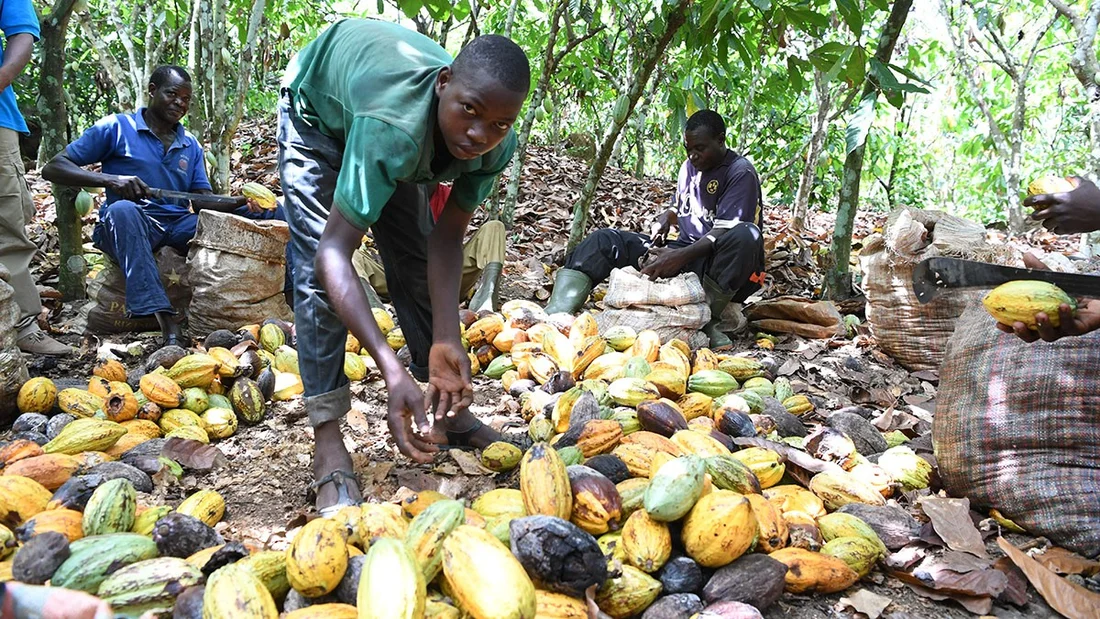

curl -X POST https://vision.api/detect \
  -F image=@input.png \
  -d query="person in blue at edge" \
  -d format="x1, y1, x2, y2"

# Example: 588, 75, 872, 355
41, 65, 291, 348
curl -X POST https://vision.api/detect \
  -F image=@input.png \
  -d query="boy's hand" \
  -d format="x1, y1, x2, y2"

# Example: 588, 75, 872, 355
1026, 176, 1100, 235
385, 371, 439, 463
426, 340, 474, 423
993, 252, 1100, 342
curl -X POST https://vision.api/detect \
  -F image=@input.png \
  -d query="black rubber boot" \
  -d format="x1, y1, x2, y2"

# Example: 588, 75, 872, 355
701, 276, 735, 350
468, 261, 503, 313
543, 268, 593, 315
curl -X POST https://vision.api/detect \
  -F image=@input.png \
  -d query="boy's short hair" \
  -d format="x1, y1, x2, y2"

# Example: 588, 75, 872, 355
452, 35, 531, 95
150, 65, 191, 88
686, 110, 726, 140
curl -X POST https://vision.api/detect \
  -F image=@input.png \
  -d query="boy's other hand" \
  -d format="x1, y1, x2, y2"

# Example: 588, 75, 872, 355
386, 372, 438, 463
1027, 176, 1100, 235
426, 340, 474, 424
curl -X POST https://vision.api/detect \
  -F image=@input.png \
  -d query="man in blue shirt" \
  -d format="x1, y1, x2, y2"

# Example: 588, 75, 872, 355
0, 0, 71, 355
42, 65, 287, 347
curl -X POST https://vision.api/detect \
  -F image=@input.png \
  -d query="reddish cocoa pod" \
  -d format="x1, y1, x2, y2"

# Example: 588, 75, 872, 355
702, 554, 787, 611
696, 600, 765, 618
641, 593, 704, 619
636, 400, 688, 437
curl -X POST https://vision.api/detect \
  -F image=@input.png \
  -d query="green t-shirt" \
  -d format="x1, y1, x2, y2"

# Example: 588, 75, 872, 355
282, 18, 517, 231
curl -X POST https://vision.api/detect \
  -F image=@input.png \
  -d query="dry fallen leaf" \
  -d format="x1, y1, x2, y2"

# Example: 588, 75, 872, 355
1035, 547, 1100, 577
449, 450, 494, 476
161, 438, 228, 470
997, 537, 1100, 619
838, 589, 893, 619
918, 496, 988, 558
904, 581, 993, 615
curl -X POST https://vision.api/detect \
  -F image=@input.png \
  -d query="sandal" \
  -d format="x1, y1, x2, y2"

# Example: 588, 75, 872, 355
309, 469, 361, 517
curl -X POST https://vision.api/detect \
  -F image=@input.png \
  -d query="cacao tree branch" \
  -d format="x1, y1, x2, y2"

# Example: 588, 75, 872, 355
107, 2, 142, 108
223, 0, 268, 162
941, 0, 1009, 159
74, 12, 132, 109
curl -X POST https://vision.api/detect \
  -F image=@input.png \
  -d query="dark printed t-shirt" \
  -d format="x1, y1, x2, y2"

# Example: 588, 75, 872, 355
673, 149, 762, 242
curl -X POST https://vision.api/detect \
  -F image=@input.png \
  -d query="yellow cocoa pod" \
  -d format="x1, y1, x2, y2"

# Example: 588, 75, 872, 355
358, 537, 425, 618
43, 418, 126, 455
603, 325, 637, 352
132, 505, 172, 536
730, 447, 785, 489
1027, 174, 1076, 197
165, 353, 220, 389
203, 563, 278, 618
594, 564, 662, 619
286, 517, 348, 597
535, 590, 589, 618
519, 443, 572, 519
621, 509, 671, 573
284, 604, 357, 619
16, 507, 84, 542
401, 489, 451, 519
808, 471, 886, 512
441, 525, 536, 619
57, 388, 104, 418
237, 550, 291, 601
747, 493, 789, 553
0, 475, 51, 527
93, 358, 128, 382
583, 352, 627, 382
17, 377, 57, 413
177, 489, 226, 527
681, 489, 757, 568
769, 547, 859, 594
982, 280, 1076, 330
359, 502, 409, 543
481, 441, 523, 472
140, 374, 184, 408
472, 488, 526, 520
764, 484, 827, 519
242, 182, 277, 210
165, 424, 209, 444
628, 330, 661, 363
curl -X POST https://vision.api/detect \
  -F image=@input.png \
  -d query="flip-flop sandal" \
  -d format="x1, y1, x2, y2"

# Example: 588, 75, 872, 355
444, 418, 533, 452
309, 469, 361, 517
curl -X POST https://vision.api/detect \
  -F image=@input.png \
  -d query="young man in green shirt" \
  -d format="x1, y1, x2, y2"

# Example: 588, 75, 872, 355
278, 18, 530, 514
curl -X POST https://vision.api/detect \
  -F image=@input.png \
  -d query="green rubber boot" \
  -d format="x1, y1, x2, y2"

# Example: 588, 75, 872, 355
701, 276, 735, 350
468, 261, 503, 313
544, 268, 593, 315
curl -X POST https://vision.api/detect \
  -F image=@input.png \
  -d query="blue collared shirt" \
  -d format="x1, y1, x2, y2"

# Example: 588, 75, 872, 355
0, 0, 40, 134
65, 109, 212, 212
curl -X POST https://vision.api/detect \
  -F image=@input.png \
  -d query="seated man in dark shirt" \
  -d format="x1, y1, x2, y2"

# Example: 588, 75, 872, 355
544, 110, 765, 349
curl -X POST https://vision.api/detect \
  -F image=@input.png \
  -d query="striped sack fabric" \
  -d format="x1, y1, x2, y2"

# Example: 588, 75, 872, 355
933, 302, 1100, 558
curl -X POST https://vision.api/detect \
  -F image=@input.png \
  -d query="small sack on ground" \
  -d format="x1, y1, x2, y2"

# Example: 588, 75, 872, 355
934, 302, 1100, 558
186, 210, 293, 336
594, 267, 710, 348
79, 246, 191, 334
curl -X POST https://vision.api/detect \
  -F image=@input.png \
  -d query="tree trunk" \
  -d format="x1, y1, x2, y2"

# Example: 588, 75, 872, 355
825, 0, 913, 300
791, 68, 831, 232
37, 0, 82, 301
503, 0, 520, 38
499, 0, 577, 227
566, 0, 690, 250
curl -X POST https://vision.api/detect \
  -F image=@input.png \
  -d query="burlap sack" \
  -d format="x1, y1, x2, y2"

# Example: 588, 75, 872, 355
0, 269, 28, 424
859, 207, 1022, 371
594, 267, 710, 348
186, 210, 292, 335
934, 303, 1100, 558
79, 247, 192, 334
746, 297, 845, 339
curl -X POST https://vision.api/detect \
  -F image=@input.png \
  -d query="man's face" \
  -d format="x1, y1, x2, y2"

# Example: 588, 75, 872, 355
684, 127, 726, 172
435, 67, 526, 161
148, 73, 192, 125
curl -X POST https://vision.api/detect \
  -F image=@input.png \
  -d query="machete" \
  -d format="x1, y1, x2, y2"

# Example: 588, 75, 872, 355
911, 256, 1100, 304
148, 188, 241, 206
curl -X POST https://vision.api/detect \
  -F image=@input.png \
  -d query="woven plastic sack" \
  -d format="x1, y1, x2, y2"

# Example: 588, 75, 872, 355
934, 303, 1100, 558
186, 210, 292, 335
860, 207, 1020, 371
594, 267, 710, 348
80, 247, 191, 334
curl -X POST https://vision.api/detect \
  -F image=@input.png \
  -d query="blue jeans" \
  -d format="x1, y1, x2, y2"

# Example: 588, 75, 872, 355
92, 200, 291, 317
277, 90, 438, 427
